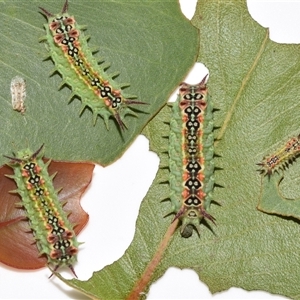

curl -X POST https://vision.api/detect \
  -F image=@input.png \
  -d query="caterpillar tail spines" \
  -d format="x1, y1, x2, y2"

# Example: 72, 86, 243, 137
171, 206, 185, 223
69, 264, 78, 278
62, 0, 69, 14
200, 206, 216, 225
114, 113, 127, 131
32, 144, 45, 159
39, 0, 68, 18
3, 155, 23, 164
39, 7, 54, 18
172, 205, 215, 226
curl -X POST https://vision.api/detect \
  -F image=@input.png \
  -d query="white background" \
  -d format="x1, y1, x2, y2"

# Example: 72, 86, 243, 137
1, 1, 300, 299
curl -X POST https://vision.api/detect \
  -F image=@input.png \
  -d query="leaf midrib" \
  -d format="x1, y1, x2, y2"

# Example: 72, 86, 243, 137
216, 30, 269, 143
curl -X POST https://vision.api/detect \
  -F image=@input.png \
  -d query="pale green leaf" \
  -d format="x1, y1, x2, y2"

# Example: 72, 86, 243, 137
258, 170, 300, 219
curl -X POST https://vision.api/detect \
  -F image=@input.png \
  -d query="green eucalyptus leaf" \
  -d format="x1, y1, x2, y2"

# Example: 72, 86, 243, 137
0, 0, 198, 166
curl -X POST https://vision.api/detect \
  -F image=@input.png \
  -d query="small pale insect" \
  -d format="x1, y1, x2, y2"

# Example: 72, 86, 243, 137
10, 76, 26, 114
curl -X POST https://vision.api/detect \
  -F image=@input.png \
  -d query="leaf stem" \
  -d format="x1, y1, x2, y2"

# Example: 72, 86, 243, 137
126, 220, 178, 299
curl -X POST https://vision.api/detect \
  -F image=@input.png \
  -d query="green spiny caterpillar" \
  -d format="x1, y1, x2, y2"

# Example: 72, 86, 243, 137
258, 134, 300, 175
39, 0, 145, 130
4, 145, 79, 276
168, 76, 215, 237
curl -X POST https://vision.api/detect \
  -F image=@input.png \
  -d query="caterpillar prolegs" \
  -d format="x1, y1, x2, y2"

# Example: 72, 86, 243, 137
168, 76, 215, 237
39, 0, 145, 130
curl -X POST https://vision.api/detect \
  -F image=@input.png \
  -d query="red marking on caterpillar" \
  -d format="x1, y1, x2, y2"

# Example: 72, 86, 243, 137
258, 134, 300, 175
3, 145, 83, 277
168, 75, 215, 237
39, 0, 146, 130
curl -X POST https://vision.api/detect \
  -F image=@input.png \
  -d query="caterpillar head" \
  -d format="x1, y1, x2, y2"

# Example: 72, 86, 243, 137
173, 205, 215, 238
4, 144, 44, 164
